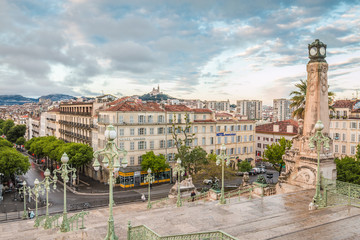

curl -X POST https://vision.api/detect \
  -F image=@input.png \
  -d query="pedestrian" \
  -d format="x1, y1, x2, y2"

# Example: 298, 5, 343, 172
141, 194, 146, 202
191, 190, 196, 202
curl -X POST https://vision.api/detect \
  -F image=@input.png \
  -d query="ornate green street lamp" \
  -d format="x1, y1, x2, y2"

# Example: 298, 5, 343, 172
144, 168, 155, 209
216, 144, 229, 205
93, 125, 128, 240
53, 152, 76, 232
18, 181, 30, 219
31, 178, 41, 226
173, 158, 185, 207
309, 120, 330, 207
41, 168, 58, 229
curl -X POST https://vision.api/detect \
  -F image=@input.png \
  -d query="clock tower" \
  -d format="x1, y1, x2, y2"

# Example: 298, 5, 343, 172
277, 39, 336, 194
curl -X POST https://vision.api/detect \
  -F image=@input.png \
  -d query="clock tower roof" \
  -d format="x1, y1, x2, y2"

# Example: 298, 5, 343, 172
308, 39, 327, 63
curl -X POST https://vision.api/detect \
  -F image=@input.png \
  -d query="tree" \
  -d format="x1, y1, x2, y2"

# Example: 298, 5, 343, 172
192, 153, 235, 184
356, 144, 360, 161
0, 147, 30, 178
141, 151, 169, 177
187, 146, 208, 175
172, 113, 195, 174
15, 137, 26, 146
238, 160, 252, 172
263, 137, 292, 175
290, 79, 335, 119
6, 124, 26, 143
2, 120, 14, 135
335, 156, 360, 184
0, 138, 13, 149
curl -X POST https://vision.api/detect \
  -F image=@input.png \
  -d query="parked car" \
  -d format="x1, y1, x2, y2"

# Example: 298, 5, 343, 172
235, 172, 245, 176
253, 168, 261, 174
259, 167, 266, 173
248, 169, 257, 175
203, 179, 213, 185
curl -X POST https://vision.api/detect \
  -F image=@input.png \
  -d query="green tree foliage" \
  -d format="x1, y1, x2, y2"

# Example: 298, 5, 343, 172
187, 146, 208, 175
15, 137, 26, 146
6, 124, 26, 143
335, 156, 360, 184
0, 147, 30, 177
0, 138, 13, 149
0, 128, 3, 135
62, 143, 93, 168
290, 79, 335, 119
238, 160, 252, 172
192, 154, 235, 183
141, 151, 169, 176
263, 137, 292, 175
356, 144, 360, 161
2, 119, 14, 135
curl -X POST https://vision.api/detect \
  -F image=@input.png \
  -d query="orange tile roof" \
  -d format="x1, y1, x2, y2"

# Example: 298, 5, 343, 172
333, 100, 354, 109
164, 105, 191, 112
106, 101, 164, 112
215, 113, 232, 117
48, 107, 59, 112
256, 119, 298, 135
194, 119, 216, 123
107, 96, 131, 106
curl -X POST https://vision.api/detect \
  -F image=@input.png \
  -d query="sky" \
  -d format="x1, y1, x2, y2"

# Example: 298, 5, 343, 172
0, 0, 360, 105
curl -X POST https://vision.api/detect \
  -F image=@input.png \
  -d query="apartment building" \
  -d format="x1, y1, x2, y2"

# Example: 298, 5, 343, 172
27, 117, 40, 140
330, 100, 360, 158
255, 119, 298, 162
273, 98, 293, 121
204, 100, 230, 112
236, 100, 262, 120
39, 108, 60, 138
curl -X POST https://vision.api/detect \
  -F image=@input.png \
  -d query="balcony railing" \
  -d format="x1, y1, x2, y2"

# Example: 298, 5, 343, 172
60, 111, 91, 116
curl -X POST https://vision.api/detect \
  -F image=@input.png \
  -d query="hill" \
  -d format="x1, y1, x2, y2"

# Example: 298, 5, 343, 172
38, 94, 75, 101
0, 95, 37, 105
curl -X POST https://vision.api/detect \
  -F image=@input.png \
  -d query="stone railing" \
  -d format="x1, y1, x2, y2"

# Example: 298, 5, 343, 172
127, 221, 238, 240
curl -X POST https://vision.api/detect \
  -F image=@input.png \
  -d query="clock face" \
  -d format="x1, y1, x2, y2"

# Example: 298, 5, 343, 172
320, 47, 326, 55
310, 47, 317, 56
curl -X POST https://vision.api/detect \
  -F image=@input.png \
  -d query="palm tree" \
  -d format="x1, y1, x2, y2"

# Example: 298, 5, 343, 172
289, 79, 335, 119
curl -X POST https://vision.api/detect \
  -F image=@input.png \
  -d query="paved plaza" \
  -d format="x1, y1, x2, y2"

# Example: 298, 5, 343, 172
1, 189, 360, 240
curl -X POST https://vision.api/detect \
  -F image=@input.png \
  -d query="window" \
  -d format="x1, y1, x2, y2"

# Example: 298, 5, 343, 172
168, 114, 173, 123
138, 141, 146, 150
258, 136, 260, 140
202, 137, 206, 145
194, 138, 198, 146
178, 114, 182, 123
243, 147, 247, 153
158, 127, 164, 134
119, 142, 124, 150
237, 136, 242, 142
194, 126, 198, 133
138, 156, 143, 165
216, 149, 220, 155
230, 125, 234, 131
130, 116, 134, 123
342, 122, 346, 129
150, 128, 154, 135
119, 128, 124, 136
210, 137, 214, 145
130, 142, 135, 150
130, 128, 135, 136
351, 134, 356, 142
342, 133, 346, 141
334, 133, 340, 140
167, 127, 172, 134
249, 135, 253, 141
351, 145, 356, 155
160, 140, 165, 148
335, 122, 339, 128
224, 126, 227, 131
217, 137, 221, 144
250, 146, 253, 153
167, 140, 173, 148
150, 141, 154, 149
230, 148, 234, 154
244, 125, 247, 131
210, 126, 214, 132
257, 143, 261, 148
216, 126, 221, 132
194, 115, 197, 120
158, 115, 164, 123
244, 136, 247, 142
148, 115, 153, 123
138, 115, 145, 123
334, 145, 339, 153
118, 115, 124, 123
238, 147, 241, 154
224, 137, 228, 144
231, 136, 235, 143
249, 125, 253, 131
342, 145, 346, 154
203, 115, 206, 120
351, 122, 357, 129
130, 157, 135, 166
202, 126, 206, 133
138, 128, 146, 135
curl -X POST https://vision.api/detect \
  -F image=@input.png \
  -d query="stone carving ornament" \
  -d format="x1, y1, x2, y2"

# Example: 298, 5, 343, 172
320, 64, 328, 93
307, 65, 317, 96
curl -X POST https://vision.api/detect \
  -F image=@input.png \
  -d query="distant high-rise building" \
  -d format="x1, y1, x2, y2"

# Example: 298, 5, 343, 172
273, 98, 293, 122
236, 100, 262, 120
204, 100, 230, 112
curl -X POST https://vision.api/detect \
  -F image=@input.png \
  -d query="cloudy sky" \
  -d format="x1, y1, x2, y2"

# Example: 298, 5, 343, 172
1, 0, 359, 105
